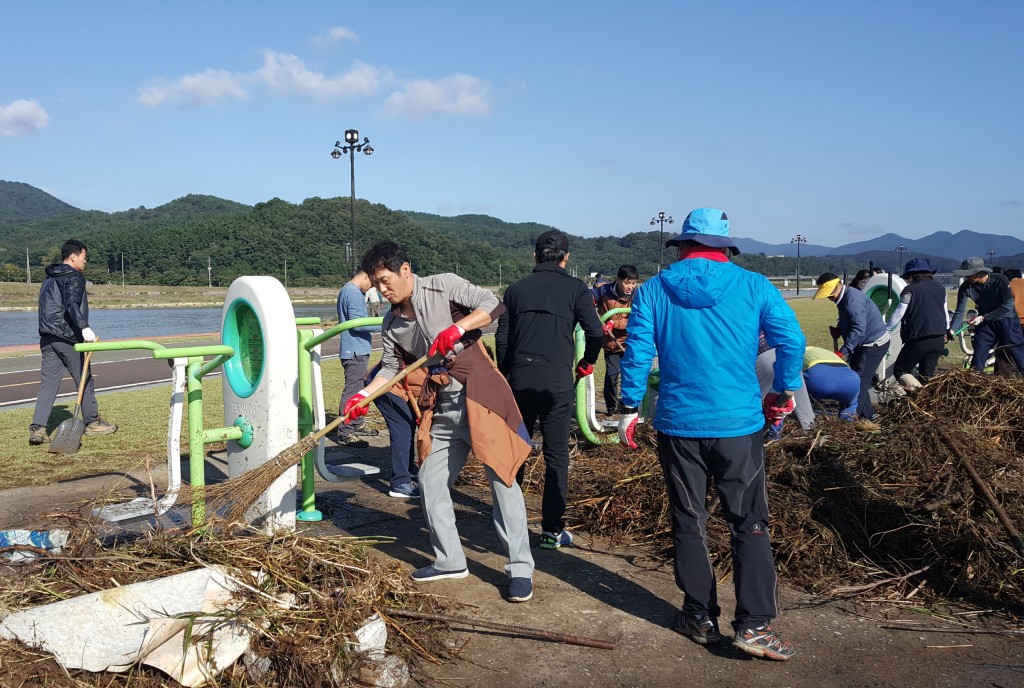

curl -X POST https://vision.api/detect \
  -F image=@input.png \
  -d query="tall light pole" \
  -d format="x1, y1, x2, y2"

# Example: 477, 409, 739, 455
895, 244, 907, 270
650, 211, 674, 271
987, 250, 996, 267
791, 234, 807, 295
332, 129, 374, 275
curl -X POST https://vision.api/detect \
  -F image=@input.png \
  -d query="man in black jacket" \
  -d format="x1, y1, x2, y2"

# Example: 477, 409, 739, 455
29, 240, 117, 445
495, 230, 604, 549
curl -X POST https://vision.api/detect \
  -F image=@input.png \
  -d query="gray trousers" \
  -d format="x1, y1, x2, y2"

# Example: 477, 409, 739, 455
32, 336, 99, 428
337, 355, 369, 438
755, 349, 815, 430
419, 395, 535, 579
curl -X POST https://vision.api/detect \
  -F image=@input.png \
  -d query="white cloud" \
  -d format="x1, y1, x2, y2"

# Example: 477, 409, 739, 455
383, 74, 492, 118
313, 26, 359, 48
0, 99, 49, 136
255, 51, 388, 99
138, 69, 249, 108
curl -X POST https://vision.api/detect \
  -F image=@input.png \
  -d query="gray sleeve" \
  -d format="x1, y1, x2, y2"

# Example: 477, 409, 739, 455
441, 273, 500, 316
377, 314, 401, 380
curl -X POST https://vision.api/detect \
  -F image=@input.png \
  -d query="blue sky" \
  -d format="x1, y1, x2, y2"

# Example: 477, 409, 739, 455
1, 1, 1021, 245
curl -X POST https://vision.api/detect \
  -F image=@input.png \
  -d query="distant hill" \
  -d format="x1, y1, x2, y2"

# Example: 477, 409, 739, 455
0, 181, 1021, 286
0, 180, 81, 224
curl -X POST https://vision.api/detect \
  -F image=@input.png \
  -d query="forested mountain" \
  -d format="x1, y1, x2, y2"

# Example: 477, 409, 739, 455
0, 180, 81, 225
1, 183, 1021, 287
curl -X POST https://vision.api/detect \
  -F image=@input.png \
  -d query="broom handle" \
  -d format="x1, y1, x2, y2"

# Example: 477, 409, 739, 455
309, 353, 432, 443
383, 608, 616, 650
75, 351, 94, 408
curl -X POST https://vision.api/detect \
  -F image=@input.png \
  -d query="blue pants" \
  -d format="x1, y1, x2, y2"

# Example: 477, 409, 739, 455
847, 343, 888, 420
972, 318, 1024, 373
803, 364, 860, 421
371, 390, 418, 488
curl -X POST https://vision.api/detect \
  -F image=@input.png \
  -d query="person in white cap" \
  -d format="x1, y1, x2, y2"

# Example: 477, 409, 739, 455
949, 257, 1024, 374
617, 208, 804, 661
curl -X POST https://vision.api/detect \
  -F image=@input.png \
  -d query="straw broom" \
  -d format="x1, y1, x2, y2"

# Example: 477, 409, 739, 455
204, 353, 433, 524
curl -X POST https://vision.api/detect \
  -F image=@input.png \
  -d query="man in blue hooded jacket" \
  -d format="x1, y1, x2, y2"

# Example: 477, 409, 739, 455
617, 208, 804, 661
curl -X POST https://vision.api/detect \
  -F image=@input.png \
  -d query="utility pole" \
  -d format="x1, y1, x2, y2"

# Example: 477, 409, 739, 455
26, 248, 31, 284
121, 252, 125, 287
207, 257, 212, 288
790, 234, 807, 295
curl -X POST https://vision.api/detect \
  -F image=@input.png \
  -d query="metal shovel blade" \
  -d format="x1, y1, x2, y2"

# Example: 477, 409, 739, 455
48, 406, 85, 454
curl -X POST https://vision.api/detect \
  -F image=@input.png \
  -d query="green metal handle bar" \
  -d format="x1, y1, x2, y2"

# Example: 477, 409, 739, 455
297, 316, 384, 521
75, 338, 241, 526
76, 340, 235, 360
573, 307, 632, 445
304, 317, 383, 351
296, 317, 321, 325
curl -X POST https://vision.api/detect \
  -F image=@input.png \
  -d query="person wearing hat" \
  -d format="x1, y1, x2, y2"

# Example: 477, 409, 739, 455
884, 258, 950, 389
594, 264, 640, 415
617, 208, 804, 660
813, 272, 890, 425
949, 257, 1024, 373
495, 229, 605, 550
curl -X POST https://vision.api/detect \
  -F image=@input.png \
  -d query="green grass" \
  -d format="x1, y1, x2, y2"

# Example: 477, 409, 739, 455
0, 307, 969, 491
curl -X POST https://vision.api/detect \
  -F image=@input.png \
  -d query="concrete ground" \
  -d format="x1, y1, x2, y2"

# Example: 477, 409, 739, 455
1, 429, 1022, 688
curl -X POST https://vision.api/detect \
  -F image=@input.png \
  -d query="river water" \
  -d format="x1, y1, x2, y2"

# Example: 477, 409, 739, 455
0, 305, 339, 347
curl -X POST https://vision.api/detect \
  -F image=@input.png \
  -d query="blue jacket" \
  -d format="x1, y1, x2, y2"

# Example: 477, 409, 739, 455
835, 285, 888, 356
336, 282, 378, 359
620, 259, 805, 438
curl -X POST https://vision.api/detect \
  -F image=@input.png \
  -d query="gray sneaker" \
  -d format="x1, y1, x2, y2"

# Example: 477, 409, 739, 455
84, 418, 118, 436
29, 425, 50, 445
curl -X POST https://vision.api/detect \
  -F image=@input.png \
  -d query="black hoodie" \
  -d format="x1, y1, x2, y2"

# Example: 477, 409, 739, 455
37, 263, 90, 343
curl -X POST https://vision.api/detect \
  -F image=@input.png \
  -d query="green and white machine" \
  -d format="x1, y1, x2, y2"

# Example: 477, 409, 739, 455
221, 277, 300, 532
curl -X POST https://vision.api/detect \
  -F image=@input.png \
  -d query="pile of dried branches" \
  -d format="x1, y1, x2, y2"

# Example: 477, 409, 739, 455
0, 522, 452, 687
549, 370, 1024, 610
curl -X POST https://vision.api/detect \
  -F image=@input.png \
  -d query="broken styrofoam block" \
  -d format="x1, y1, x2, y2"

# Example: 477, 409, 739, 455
353, 613, 388, 660
0, 566, 243, 681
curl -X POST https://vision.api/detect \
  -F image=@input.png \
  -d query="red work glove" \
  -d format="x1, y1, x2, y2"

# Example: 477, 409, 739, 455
575, 361, 595, 379
834, 350, 846, 360
428, 324, 465, 357
969, 314, 985, 326
602, 320, 615, 336
618, 407, 640, 449
342, 391, 370, 424
763, 392, 795, 424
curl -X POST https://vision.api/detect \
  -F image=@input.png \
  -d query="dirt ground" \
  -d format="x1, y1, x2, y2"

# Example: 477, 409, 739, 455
2, 436, 1022, 688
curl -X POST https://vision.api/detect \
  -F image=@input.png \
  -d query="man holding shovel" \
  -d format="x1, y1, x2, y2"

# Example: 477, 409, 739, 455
29, 240, 117, 445
347, 242, 535, 603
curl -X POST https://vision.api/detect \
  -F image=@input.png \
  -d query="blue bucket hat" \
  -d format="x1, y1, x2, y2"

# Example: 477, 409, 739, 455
901, 257, 937, 279
665, 208, 740, 255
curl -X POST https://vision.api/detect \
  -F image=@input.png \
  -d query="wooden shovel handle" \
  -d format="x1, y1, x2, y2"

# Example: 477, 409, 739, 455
76, 351, 94, 408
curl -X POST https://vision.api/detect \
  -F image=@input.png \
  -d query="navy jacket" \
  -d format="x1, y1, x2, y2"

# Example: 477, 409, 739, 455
37, 263, 90, 343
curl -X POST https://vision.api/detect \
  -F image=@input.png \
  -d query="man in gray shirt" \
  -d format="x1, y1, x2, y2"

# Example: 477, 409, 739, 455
344, 242, 535, 603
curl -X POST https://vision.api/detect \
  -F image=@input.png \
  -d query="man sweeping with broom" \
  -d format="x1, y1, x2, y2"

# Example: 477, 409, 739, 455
345, 242, 536, 603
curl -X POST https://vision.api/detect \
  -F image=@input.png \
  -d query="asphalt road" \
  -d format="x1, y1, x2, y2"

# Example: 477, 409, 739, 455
0, 335, 348, 409
0, 325, 497, 409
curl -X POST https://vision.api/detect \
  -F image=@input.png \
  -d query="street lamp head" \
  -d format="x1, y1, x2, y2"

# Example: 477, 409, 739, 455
344, 129, 359, 144
658, 211, 666, 220
362, 144, 374, 156
331, 148, 342, 159
668, 217, 674, 225
650, 220, 656, 226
